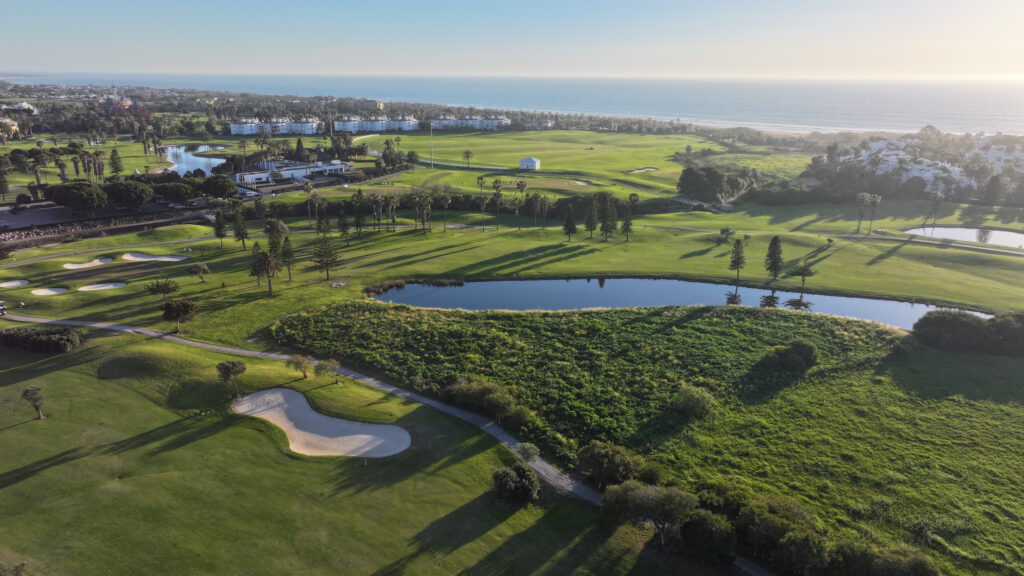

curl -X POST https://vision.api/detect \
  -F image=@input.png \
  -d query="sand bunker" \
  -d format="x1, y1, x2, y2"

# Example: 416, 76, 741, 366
79, 282, 126, 291
572, 180, 590, 186
233, 388, 411, 457
31, 287, 68, 296
0, 280, 29, 288
122, 252, 187, 262
627, 167, 658, 173
63, 257, 112, 269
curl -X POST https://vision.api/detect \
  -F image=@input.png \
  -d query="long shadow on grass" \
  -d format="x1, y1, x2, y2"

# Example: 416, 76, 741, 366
445, 244, 599, 277
864, 237, 914, 267
370, 493, 517, 575
879, 345, 1024, 403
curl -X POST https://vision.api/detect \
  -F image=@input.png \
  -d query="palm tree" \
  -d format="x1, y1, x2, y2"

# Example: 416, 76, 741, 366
463, 149, 473, 167
491, 180, 503, 230
855, 192, 870, 234
441, 193, 452, 230
303, 181, 315, 229
510, 196, 523, 230
476, 175, 486, 195
867, 194, 882, 233
477, 193, 489, 231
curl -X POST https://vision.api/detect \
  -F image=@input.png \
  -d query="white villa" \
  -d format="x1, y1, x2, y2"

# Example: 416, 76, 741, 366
230, 118, 320, 135
333, 116, 419, 133
0, 117, 18, 134
519, 157, 541, 170
430, 115, 511, 130
0, 101, 38, 115
233, 159, 352, 185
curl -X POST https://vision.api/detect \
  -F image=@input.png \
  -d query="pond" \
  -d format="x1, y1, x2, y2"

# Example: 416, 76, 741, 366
163, 144, 226, 176
374, 278, 980, 330
904, 226, 1024, 249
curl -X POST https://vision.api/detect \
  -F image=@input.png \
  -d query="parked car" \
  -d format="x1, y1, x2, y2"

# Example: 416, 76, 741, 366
168, 203, 186, 210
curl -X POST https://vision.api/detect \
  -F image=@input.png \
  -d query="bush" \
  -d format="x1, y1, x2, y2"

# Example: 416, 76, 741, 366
697, 480, 755, 518
762, 338, 819, 372
912, 310, 990, 352
104, 180, 153, 208
15, 193, 31, 205
677, 509, 736, 564
492, 461, 539, 504
578, 440, 636, 490
0, 326, 83, 353
505, 404, 535, 432
443, 377, 516, 422
671, 385, 715, 420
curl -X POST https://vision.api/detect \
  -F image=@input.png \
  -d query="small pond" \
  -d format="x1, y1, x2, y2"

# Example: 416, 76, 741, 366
375, 278, 981, 330
163, 144, 226, 176
904, 226, 1024, 249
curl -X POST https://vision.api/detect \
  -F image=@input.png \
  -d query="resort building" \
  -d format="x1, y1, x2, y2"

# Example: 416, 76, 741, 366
429, 115, 511, 130
519, 157, 541, 170
229, 118, 320, 135
233, 159, 352, 185
0, 101, 38, 115
333, 116, 420, 133
0, 117, 19, 134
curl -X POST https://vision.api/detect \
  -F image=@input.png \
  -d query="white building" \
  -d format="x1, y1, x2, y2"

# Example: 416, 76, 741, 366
519, 157, 541, 170
333, 115, 419, 133
234, 159, 352, 185
1, 101, 38, 115
229, 117, 320, 135
429, 115, 510, 131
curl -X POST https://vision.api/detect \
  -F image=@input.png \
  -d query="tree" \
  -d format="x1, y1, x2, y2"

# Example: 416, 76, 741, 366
312, 235, 340, 280
217, 360, 247, 397
677, 166, 727, 204
477, 193, 489, 231
728, 239, 745, 282
678, 509, 736, 564
513, 442, 540, 462
233, 210, 249, 250
578, 440, 635, 490
161, 299, 197, 332
201, 175, 237, 198
620, 205, 633, 241
603, 481, 699, 547
855, 192, 870, 233
264, 218, 289, 258
440, 193, 452, 230
21, 386, 44, 420
492, 461, 540, 504
600, 195, 618, 240
0, 238, 12, 263
584, 196, 598, 239
280, 236, 295, 281
463, 149, 473, 167
287, 355, 315, 379
867, 193, 882, 232
789, 260, 816, 289
109, 148, 123, 175
145, 277, 179, 302
315, 358, 341, 384
563, 204, 578, 241
765, 235, 784, 279
250, 242, 265, 286
189, 263, 211, 283
104, 180, 153, 208
213, 210, 227, 247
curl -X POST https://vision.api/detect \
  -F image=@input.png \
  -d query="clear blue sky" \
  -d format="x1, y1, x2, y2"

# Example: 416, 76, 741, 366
3, 0, 1021, 79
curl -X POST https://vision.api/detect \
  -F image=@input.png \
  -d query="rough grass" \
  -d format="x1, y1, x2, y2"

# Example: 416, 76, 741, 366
270, 302, 1024, 576
0, 332, 706, 576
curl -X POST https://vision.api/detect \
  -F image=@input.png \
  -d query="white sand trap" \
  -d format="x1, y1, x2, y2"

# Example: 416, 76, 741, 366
63, 257, 112, 269
78, 282, 126, 291
572, 180, 590, 186
122, 252, 187, 262
31, 287, 68, 296
233, 388, 411, 457
627, 167, 658, 173
0, 280, 29, 288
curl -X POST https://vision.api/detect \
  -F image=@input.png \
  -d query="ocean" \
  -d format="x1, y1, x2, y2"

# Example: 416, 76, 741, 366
4, 73, 1023, 135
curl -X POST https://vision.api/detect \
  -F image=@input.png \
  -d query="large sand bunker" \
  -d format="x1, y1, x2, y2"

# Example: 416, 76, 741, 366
232, 388, 411, 457
79, 283, 127, 291
0, 280, 29, 288
31, 287, 68, 296
122, 252, 188, 262
63, 258, 112, 269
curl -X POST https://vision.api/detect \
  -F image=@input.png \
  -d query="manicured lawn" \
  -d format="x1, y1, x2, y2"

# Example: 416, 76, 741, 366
0, 333, 701, 576
270, 302, 1024, 576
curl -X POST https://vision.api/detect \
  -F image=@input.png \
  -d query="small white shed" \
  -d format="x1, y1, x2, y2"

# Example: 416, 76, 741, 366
519, 157, 541, 170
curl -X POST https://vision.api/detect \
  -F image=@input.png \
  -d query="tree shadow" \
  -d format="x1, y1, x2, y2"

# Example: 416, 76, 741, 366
735, 358, 807, 404
370, 493, 518, 576
864, 237, 914, 266
0, 446, 96, 490
878, 343, 1024, 403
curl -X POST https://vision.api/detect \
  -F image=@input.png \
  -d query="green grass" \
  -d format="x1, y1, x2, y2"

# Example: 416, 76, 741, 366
0, 332, 704, 576
2, 223, 1023, 350
269, 302, 1024, 576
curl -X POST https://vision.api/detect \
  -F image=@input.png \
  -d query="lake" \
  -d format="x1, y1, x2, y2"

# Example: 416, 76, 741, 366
163, 144, 226, 176
904, 226, 1024, 249
374, 278, 980, 330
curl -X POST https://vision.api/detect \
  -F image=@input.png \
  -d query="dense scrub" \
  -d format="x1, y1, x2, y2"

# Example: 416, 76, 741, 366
0, 326, 83, 353
913, 310, 1024, 357
271, 301, 1024, 575
270, 302, 898, 452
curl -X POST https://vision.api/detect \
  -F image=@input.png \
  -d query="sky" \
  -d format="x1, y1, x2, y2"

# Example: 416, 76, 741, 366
2, 0, 1022, 79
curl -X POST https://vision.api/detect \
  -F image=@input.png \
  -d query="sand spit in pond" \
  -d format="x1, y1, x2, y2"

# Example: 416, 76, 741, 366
79, 283, 126, 291
0, 280, 29, 288
232, 388, 411, 457
31, 288, 68, 296
122, 252, 187, 262
63, 258, 112, 269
